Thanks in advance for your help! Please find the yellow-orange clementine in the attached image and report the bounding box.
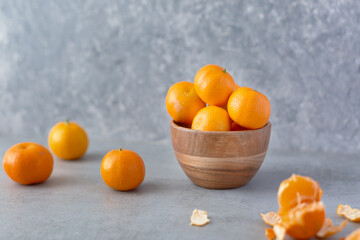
[278,174,323,215]
[166,81,206,126]
[228,87,271,129]
[280,201,325,239]
[191,106,231,131]
[194,64,235,106]
[48,119,88,160]
[101,148,145,191]
[3,142,53,185]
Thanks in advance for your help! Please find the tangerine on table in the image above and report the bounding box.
[191,106,231,131]
[3,142,53,185]
[165,81,206,126]
[277,174,323,215]
[48,119,88,160]
[194,64,235,106]
[101,148,145,191]
[228,87,271,129]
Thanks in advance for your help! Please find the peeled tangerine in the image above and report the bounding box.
[280,201,325,240]
[277,174,323,215]
[337,204,360,222]
[190,209,210,227]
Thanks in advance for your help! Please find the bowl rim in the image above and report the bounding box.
[170,120,271,134]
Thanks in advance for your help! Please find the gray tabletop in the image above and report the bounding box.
[0,137,359,240]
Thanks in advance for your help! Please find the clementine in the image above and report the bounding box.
[48,119,88,160]
[227,87,271,129]
[3,142,53,185]
[101,148,145,191]
[194,64,235,106]
[191,106,231,131]
[166,81,206,126]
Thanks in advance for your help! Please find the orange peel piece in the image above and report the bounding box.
[337,204,360,222]
[273,224,286,240]
[265,228,276,240]
[190,209,210,226]
[315,218,348,238]
[261,212,281,226]
[344,228,360,240]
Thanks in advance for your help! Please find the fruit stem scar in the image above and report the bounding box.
[223,68,227,73]
[119,148,123,151]
[65,118,70,125]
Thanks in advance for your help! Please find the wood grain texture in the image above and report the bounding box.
[170,121,271,189]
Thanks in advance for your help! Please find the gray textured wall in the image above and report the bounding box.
[0,0,359,153]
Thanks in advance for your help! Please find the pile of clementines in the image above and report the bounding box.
[166,64,271,131]
[2,120,145,191]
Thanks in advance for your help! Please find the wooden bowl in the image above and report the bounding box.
[170,121,271,189]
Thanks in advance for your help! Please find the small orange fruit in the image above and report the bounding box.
[101,148,145,191]
[48,119,88,160]
[280,201,326,239]
[278,174,323,215]
[191,106,231,131]
[194,64,235,106]
[228,87,271,129]
[166,81,206,125]
[3,142,53,185]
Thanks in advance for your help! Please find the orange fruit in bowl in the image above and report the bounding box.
[277,174,323,215]
[166,81,206,126]
[191,106,231,131]
[194,64,235,106]
[280,201,326,239]
[228,87,271,129]
[48,119,88,160]
[101,148,145,191]
[3,142,53,185]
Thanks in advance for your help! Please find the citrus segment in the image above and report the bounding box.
[278,174,323,215]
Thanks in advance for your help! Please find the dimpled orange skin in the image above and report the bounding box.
[228,87,271,129]
[194,64,235,106]
[166,81,206,126]
[3,142,53,185]
[48,120,88,160]
[101,149,145,191]
[191,106,231,131]
[281,202,326,239]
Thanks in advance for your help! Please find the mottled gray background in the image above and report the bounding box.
[0,0,359,153]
